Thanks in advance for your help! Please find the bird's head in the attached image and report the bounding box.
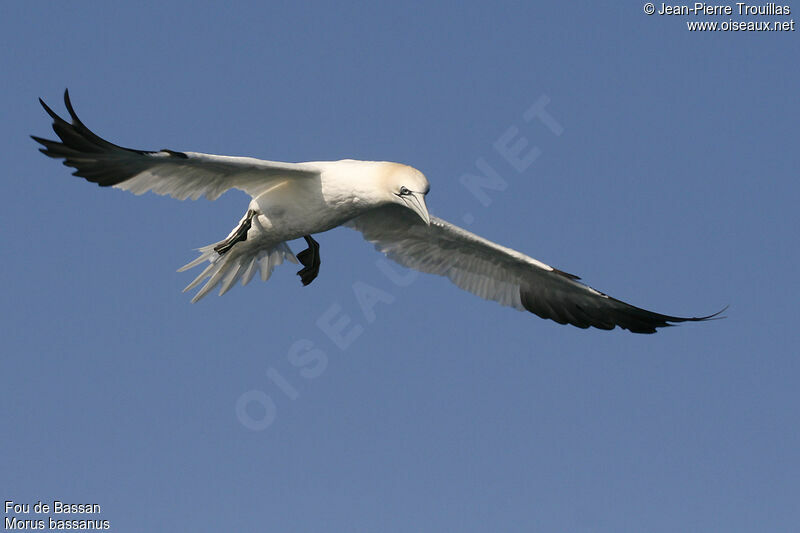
[381,163,431,225]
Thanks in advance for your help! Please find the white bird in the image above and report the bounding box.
[33,91,722,333]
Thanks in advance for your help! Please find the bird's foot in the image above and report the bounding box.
[296,235,321,286]
[214,209,256,255]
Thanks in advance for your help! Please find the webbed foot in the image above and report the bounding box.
[296,234,321,286]
[214,209,256,255]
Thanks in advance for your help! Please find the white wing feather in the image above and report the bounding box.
[347,205,719,333]
[32,90,320,201]
[113,153,320,200]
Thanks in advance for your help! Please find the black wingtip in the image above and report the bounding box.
[62,88,88,129]
[63,89,79,122]
[693,304,729,322]
[38,97,61,122]
[635,303,729,329]
[33,89,159,186]
[30,135,49,151]
[37,89,81,125]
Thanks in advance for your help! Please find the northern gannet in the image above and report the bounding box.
[32,91,722,333]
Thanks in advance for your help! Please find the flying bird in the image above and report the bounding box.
[32,90,722,333]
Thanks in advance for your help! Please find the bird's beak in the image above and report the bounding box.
[404,192,430,225]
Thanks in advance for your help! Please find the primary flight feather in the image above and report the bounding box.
[32,90,722,333]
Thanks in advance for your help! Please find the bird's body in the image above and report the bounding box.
[243,160,421,239]
[175,159,430,299]
[33,91,722,333]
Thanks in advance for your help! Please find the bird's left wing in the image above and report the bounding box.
[32,90,320,200]
[346,205,721,333]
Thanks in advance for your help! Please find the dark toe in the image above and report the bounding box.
[297,249,314,267]
[297,267,318,286]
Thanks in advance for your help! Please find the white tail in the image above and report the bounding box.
[178,240,298,303]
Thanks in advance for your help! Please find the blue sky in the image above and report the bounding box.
[1,2,798,531]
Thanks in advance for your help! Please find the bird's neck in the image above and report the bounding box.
[318,160,393,214]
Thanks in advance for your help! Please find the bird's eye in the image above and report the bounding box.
[399,186,411,195]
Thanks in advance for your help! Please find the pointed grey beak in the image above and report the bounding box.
[403,192,431,225]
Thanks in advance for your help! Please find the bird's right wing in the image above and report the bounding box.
[347,204,722,333]
[32,90,320,200]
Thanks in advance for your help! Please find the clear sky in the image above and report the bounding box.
[2,2,798,532]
